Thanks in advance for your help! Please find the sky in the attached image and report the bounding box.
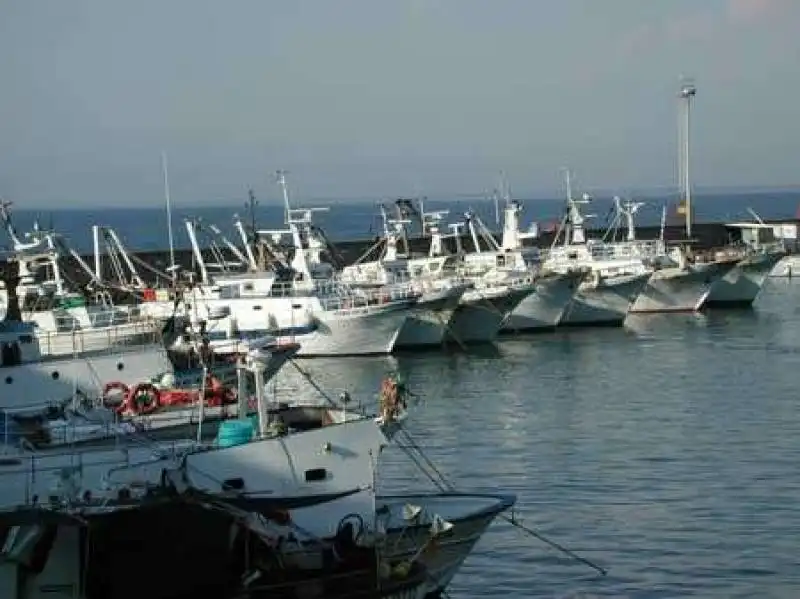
[0,0,799,208]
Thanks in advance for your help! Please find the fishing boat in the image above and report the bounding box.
[703,222,785,308]
[0,405,429,599]
[544,178,650,326]
[306,207,469,349]
[2,339,514,598]
[0,204,162,356]
[458,196,582,332]
[148,183,418,357]
[398,211,538,344]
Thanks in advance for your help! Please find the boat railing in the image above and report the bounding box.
[0,402,170,451]
[314,279,419,312]
[474,271,536,292]
[35,316,163,357]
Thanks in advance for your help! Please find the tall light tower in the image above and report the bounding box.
[678,79,697,238]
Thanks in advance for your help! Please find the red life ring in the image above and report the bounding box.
[102,381,129,411]
[125,383,161,415]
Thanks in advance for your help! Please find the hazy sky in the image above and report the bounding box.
[1,0,798,207]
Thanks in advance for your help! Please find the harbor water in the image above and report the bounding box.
[272,278,800,598]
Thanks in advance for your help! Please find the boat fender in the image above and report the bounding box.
[124,383,160,415]
[102,381,129,410]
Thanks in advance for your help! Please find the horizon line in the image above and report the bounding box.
[10,183,800,211]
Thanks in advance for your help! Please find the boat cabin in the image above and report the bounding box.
[724,222,781,250]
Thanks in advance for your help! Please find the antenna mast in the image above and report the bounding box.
[678,78,697,238]
[161,151,176,281]
[246,189,258,241]
[276,170,291,224]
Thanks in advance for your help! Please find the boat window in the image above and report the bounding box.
[243,283,254,292]
[18,335,33,344]
[305,468,327,482]
[218,285,240,300]
[252,305,263,311]
[1,343,21,367]
[567,252,578,260]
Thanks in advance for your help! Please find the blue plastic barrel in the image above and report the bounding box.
[216,419,254,448]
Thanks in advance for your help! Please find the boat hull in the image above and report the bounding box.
[559,272,648,326]
[769,254,800,277]
[447,286,535,344]
[629,260,737,313]
[206,303,412,357]
[704,251,784,308]
[292,303,410,356]
[0,345,173,410]
[230,492,515,599]
[0,499,428,599]
[376,493,515,597]
[394,288,462,349]
[502,271,581,332]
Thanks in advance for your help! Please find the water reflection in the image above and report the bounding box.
[270,280,800,596]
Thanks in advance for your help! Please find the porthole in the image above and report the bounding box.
[5,376,12,384]
[51,371,60,380]
[117,362,124,371]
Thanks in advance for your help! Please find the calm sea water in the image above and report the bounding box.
[269,278,800,598]
[8,190,800,254]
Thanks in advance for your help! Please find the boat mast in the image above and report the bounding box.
[161,151,177,281]
[678,79,697,238]
[276,169,291,225]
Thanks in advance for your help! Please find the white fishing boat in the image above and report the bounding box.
[704,222,785,308]
[0,316,174,410]
[0,205,163,355]
[175,274,414,357]
[445,272,538,343]
[770,254,800,278]
[328,208,469,348]
[559,270,650,326]
[544,176,650,326]
[157,206,416,357]
[475,196,582,332]
[406,211,538,343]
[628,253,733,313]
[608,201,739,314]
